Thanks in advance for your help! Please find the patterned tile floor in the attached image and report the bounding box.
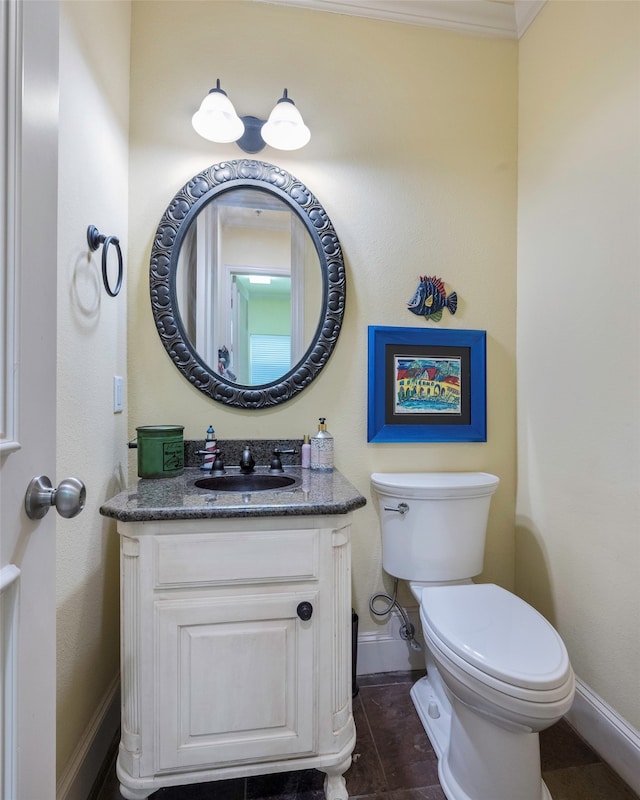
[96,671,638,800]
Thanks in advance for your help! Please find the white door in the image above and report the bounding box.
[1,2,61,798]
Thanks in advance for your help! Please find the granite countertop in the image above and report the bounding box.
[99,466,367,522]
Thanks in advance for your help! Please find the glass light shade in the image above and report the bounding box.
[261,93,310,151]
[192,87,245,143]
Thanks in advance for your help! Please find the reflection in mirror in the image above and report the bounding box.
[176,189,321,386]
[150,160,346,409]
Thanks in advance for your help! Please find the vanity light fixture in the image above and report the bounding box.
[191,80,310,153]
[191,79,245,144]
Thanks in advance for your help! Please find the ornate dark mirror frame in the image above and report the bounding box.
[149,160,346,409]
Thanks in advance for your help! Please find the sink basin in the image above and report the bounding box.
[194,473,300,493]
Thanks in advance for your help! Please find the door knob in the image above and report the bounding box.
[24,476,86,520]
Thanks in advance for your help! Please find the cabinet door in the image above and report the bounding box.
[156,591,318,771]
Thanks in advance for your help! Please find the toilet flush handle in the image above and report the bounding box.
[383,502,409,516]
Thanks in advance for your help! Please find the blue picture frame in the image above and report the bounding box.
[367,326,487,443]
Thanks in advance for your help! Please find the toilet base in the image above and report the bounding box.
[411,674,552,800]
[410,674,451,759]
[438,756,552,800]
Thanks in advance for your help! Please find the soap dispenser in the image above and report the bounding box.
[310,418,333,472]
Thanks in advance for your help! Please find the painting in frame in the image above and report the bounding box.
[367,326,487,443]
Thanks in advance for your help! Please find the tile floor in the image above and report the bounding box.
[96,671,639,800]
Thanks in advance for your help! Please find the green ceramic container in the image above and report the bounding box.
[135,425,184,479]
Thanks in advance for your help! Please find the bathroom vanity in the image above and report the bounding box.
[100,467,366,800]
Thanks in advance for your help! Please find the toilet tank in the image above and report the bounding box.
[371,472,499,582]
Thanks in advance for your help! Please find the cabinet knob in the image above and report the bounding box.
[297,601,313,621]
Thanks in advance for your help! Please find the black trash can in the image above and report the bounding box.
[352,609,359,697]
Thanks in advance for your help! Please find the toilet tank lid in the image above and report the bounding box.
[421,584,571,691]
[371,472,499,499]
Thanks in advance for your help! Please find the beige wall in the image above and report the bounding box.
[517,0,640,729]
[128,1,518,623]
[56,0,130,779]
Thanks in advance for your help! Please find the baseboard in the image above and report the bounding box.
[565,677,640,795]
[56,675,120,800]
[356,607,424,676]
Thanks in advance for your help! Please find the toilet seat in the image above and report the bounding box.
[420,584,572,697]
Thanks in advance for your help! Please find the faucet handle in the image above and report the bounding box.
[198,448,225,473]
[211,450,225,474]
[270,448,297,473]
[270,452,284,473]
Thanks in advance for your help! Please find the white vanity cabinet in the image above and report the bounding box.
[115,514,355,800]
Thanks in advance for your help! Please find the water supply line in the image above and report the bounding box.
[369,578,421,651]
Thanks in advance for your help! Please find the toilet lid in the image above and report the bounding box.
[371,472,499,499]
[420,584,570,691]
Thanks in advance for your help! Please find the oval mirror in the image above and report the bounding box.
[150,160,346,408]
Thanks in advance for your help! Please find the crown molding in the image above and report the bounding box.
[253,0,547,39]
[514,0,546,37]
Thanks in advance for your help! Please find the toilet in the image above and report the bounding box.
[371,472,575,800]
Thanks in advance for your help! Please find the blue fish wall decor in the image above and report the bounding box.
[407,275,457,322]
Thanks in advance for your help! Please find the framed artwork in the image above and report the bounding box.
[367,326,487,443]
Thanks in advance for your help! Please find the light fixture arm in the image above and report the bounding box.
[236,115,267,154]
[277,88,293,105]
[210,78,226,97]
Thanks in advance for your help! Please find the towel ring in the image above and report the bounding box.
[87,225,123,297]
